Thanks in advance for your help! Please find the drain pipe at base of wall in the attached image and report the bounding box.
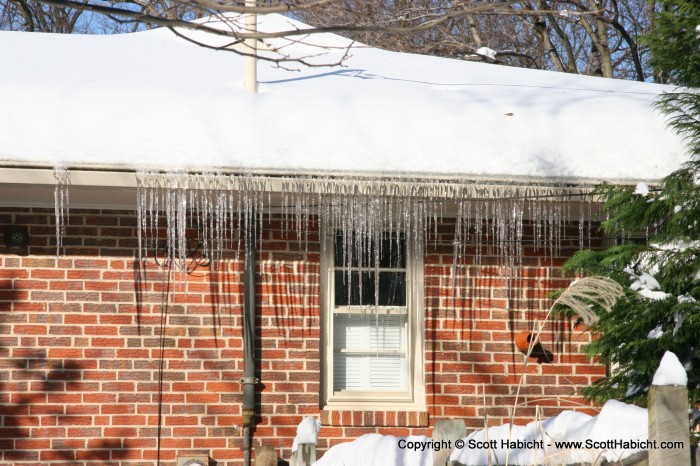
[241,222,258,466]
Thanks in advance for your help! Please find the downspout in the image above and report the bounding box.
[241,217,257,466]
[241,0,258,456]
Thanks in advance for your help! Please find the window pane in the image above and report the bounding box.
[333,354,406,391]
[334,271,406,306]
[334,233,360,267]
[334,314,405,351]
[333,354,364,390]
[370,355,405,390]
[378,272,406,306]
[378,234,406,268]
[334,232,406,269]
[334,271,374,306]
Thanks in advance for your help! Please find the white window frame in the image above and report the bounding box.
[320,229,425,410]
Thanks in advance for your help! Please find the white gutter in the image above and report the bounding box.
[0,167,611,223]
[0,164,657,187]
[0,168,137,187]
[0,169,137,209]
[0,166,606,215]
[0,167,602,195]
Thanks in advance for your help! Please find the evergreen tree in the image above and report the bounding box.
[562,0,700,406]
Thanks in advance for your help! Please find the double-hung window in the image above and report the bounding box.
[321,231,424,409]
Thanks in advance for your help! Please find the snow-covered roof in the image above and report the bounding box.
[0,14,689,183]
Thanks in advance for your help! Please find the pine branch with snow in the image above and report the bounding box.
[561,173,700,406]
[562,171,700,404]
[560,24,700,402]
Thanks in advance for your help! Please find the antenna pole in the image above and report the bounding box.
[244,0,258,93]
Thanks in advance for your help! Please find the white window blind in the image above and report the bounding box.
[333,314,407,391]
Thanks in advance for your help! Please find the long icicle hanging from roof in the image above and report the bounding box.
[53,167,71,256]
[127,172,594,310]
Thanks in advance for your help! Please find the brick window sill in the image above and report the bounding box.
[320,409,429,427]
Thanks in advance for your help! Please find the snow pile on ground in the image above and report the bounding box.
[449,400,648,465]
[449,420,554,465]
[313,352,680,464]
[312,401,648,466]
[651,351,688,386]
[292,416,321,452]
[313,434,433,466]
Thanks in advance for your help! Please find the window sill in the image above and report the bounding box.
[320,409,429,427]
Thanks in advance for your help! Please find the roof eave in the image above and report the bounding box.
[0,165,655,211]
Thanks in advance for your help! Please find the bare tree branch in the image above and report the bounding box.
[1,0,656,79]
[10,0,36,31]
[27,0,610,39]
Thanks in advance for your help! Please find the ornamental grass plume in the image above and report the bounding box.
[555,277,624,326]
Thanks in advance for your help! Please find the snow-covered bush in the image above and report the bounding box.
[562,173,700,405]
[560,0,700,406]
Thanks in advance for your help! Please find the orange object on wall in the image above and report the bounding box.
[514,331,535,352]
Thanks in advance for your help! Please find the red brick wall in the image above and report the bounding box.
[0,208,604,465]
[422,220,604,428]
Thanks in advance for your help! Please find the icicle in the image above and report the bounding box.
[53,167,71,256]
[137,177,145,264]
[133,173,593,314]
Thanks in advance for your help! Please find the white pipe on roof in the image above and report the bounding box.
[244,0,257,93]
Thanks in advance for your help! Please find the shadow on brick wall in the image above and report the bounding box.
[0,280,128,463]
